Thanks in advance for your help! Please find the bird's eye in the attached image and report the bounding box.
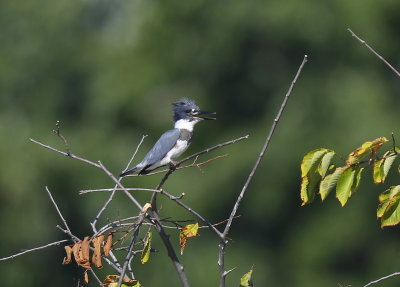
[185,109,191,113]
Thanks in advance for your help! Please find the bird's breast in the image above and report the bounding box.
[169,139,190,160]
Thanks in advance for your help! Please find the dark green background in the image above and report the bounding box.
[1,0,399,286]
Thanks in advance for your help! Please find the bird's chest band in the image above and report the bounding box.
[179,129,193,143]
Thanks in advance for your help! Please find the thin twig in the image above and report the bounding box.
[218,54,308,287]
[150,135,249,210]
[161,190,224,240]
[363,272,400,287]
[80,188,160,195]
[117,209,148,287]
[97,161,143,211]
[128,154,228,177]
[347,28,400,78]
[30,138,100,168]
[0,239,69,261]
[91,135,147,230]
[46,186,73,235]
[52,120,71,155]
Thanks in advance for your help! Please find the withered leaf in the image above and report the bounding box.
[92,235,104,269]
[104,234,113,257]
[84,270,89,284]
[62,245,73,264]
[179,223,199,255]
[71,238,91,269]
[80,236,91,269]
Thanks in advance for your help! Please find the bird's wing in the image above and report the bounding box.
[141,128,181,166]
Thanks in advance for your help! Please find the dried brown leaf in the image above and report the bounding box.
[92,235,104,269]
[72,241,82,265]
[62,245,73,264]
[79,236,91,269]
[84,270,89,284]
[104,234,113,257]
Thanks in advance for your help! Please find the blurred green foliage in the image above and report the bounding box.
[1,0,399,286]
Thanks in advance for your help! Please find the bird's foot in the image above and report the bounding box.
[169,161,177,171]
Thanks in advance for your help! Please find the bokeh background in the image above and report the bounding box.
[1,0,399,286]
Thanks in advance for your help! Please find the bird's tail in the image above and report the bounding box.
[120,166,140,177]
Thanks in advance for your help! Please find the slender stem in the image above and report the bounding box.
[161,190,224,240]
[46,186,73,234]
[347,28,400,78]
[363,272,400,287]
[0,239,69,261]
[30,138,100,168]
[218,55,308,287]
[117,213,147,287]
[91,135,147,229]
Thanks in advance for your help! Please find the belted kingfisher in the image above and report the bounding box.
[120,98,216,176]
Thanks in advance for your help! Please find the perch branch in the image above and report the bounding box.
[91,135,147,230]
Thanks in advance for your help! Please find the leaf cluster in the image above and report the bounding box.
[300,137,400,227]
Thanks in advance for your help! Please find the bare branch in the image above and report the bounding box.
[363,272,400,287]
[223,55,308,236]
[150,134,249,211]
[52,120,71,155]
[129,154,228,176]
[218,55,308,287]
[347,28,400,78]
[91,135,147,230]
[0,239,69,261]
[80,188,160,195]
[117,209,148,287]
[97,161,143,211]
[30,138,100,168]
[46,186,73,236]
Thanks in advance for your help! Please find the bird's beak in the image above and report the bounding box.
[193,110,216,120]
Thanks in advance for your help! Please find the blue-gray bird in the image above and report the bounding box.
[120,98,216,176]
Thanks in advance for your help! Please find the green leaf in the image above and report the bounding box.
[377,186,400,227]
[373,151,398,183]
[301,149,330,177]
[347,137,388,165]
[140,232,152,264]
[239,268,253,287]
[301,171,322,206]
[336,166,359,206]
[318,151,335,178]
[319,167,346,201]
[383,152,398,181]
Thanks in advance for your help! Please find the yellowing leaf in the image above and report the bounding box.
[103,275,141,287]
[179,223,199,255]
[347,137,388,165]
[301,149,330,177]
[319,167,346,201]
[377,185,400,227]
[336,166,363,206]
[373,158,385,183]
[140,232,152,264]
[240,268,254,287]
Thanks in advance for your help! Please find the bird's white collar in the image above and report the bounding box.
[174,119,200,132]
